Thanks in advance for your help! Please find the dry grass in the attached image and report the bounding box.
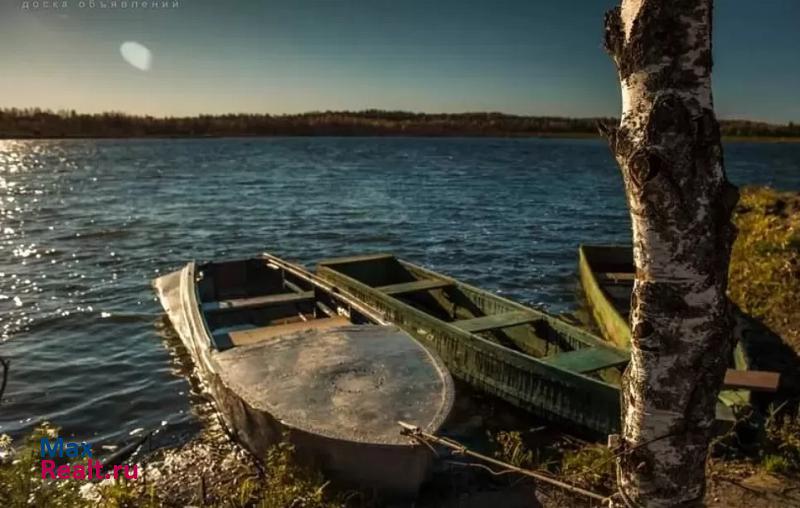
[560,444,615,493]
[729,187,800,350]
[489,429,614,498]
[762,405,800,473]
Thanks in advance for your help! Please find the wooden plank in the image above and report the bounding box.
[453,311,538,334]
[378,279,452,296]
[202,290,314,313]
[542,347,629,373]
[317,253,394,266]
[722,370,780,392]
[223,316,350,346]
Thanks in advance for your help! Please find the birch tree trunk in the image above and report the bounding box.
[601,1,739,505]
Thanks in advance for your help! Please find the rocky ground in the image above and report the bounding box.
[705,459,800,508]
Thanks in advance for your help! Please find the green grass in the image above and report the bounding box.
[0,422,80,507]
[0,422,163,508]
[762,406,800,474]
[762,455,791,474]
[250,441,344,508]
[560,444,615,491]
[729,187,800,349]
[488,430,614,494]
[0,424,344,508]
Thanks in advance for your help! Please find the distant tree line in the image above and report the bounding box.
[0,108,798,139]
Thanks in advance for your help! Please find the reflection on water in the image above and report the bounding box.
[0,137,798,446]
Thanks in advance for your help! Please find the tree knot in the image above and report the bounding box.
[626,148,667,190]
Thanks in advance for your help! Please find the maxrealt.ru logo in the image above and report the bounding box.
[40,438,138,480]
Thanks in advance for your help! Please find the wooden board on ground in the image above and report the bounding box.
[722,370,780,392]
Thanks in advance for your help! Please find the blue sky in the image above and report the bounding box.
[0,0,797,122]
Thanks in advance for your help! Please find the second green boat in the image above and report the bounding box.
[577,244,781,407]
[316,254,737,437]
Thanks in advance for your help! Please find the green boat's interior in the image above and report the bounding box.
[196,258,367,350]
[579,245,635,320]
[320,254,629,378]
[580,245,782,399]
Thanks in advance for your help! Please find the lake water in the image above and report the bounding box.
[1,137,798,447]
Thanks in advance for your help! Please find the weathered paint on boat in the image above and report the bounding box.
[317,254,630,436]
[153,253,454,496]
[577,245,757,407]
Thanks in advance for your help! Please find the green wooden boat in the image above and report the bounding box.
[578,244,780,406]
[316,254,644,436]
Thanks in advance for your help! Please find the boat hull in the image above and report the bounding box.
[154,259,450,496]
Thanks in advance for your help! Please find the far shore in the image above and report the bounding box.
[2,133,800,142]
[2,109,798,142]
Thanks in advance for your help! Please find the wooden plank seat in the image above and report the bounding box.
[202,290,314,313]
[542,347,629,373]
[217,315,351,347]
[722,370,780,392]
[453,311,539,334]
[377,279,453,296]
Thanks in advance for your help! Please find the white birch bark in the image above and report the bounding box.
[601,1,739,505]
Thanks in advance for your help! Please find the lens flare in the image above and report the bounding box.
[120,42,152,71]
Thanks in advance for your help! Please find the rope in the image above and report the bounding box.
[397,421,610,503]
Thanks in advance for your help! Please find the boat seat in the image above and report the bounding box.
[542,347,629,373]
[202,290,314,313]
[722,370,780,392]
[218,315,351,347]
[453,311,538,334]
[377,279,453,296]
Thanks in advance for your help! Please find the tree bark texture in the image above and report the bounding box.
[602,1,739,506]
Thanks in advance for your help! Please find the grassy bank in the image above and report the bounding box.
[729,186,800,353]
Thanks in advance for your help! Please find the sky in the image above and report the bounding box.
[0,0,798,122]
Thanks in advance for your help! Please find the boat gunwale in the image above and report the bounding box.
[577,244,632,350]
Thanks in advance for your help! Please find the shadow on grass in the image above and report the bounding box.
[735,303,800,409]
